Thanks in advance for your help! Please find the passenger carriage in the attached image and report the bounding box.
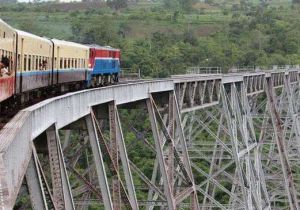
[15,30,53,93]
[0,19,16,102]
[52,39,89,85]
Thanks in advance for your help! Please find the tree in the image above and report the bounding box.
[163,0,195,11]
[163,0,179,9]
[71,20,119,46]
[107,0,127,10]
[178,0,195,11]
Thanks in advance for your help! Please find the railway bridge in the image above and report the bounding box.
[1,68,300,209]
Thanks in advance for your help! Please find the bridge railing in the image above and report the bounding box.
[186,67,222,74]
[120,68,141,79]
[228,65,300,73]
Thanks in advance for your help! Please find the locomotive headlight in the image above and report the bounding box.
[88,63,92,68]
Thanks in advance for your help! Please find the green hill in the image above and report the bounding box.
[1,0,300,77]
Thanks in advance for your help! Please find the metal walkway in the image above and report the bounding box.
[1,68,300,209]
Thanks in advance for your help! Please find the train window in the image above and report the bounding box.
[40,57,42,70]
[34,56,37,70]
[32,55,35,70]
[3,32,5,38]
[45,57,47,69]
[24,55,27,71]
[60,58,62,69]
[39,57,42,70]
[44,57,47,70]
[43,57,45,70]
[75,59,77,68]
[64,59,67,69]
[41,57,43,70]
[36,56,39,70]
[41,57,46,70]
[71,59,74,68]
[18,54,21,70]
[67,59,70,68]
[9,53,12,71]
[28,55,31,71]
[45,57,47,70]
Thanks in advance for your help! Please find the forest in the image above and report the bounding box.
[3,1,300,209]
[1,0,299,77]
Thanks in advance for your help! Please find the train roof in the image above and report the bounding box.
[87,44,120,52]
[16,30,52,44]
[52,39,89,50]
[0,19,16,31]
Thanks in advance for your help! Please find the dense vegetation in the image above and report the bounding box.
[4,1,300,208]
[0,0,299,77]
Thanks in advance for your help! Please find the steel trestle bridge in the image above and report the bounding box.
[1,68,300,209]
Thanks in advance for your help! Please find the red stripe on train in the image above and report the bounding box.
[0,76,15,102]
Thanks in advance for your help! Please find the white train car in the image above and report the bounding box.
[52,39,89,85]
[15,30,53,93]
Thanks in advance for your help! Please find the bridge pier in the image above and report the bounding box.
[46,125,75,210]
[264,73,300,209]
[25,147,49,210]
[85,114,113,210]
[175,74,271,209]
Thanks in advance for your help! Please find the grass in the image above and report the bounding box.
[0,2,230,41]
[0,0,297,42]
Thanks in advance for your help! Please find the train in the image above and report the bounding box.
[0,19,121,104]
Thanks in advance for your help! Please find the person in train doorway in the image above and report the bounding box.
[0,56,10,77]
